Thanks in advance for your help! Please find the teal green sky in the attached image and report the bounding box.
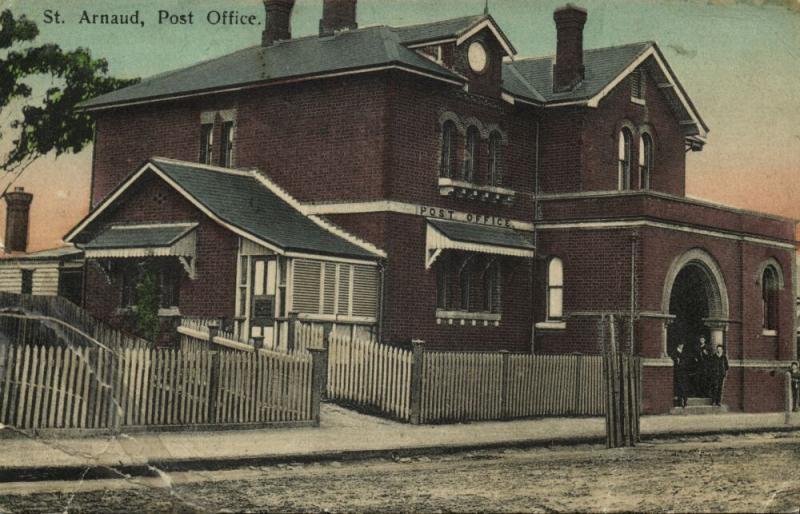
[1,0,799,249]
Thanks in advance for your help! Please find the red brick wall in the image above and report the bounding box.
[82,173,237,324]
[91,77,389,207]
[537,59,687,196]
[537,107,584,194]
[583,68,686,195]
[386,73,536,221]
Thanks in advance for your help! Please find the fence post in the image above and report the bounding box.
[308,348,327,426]
[409,339,426,425]
[320,333,330,399]
[208,351,221,424]
[500,350,510,420]
[287,312,298,352]
[786,371,792,425]
[208,323,219,350]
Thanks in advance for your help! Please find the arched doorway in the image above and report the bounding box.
[662,249,729,398]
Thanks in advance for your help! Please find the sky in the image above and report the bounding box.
[0,0,799,251]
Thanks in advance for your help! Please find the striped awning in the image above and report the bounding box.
[425,219,535,269]
[80,223,197,259]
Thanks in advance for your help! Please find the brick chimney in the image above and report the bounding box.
[4,187,33,254]
[319,0,357,36]
[262,0,295,46]
[553,4,588,92]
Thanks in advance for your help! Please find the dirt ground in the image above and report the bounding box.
[1,431,799,513]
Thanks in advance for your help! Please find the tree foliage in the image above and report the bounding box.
[0,9,138,175]
[134,264,161,345]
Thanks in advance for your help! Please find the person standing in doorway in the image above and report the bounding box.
[790,361,800,412]
[672,342,689,408]
[709,344,729,407]
[696,336,712,397]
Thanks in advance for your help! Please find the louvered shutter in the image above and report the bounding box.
[352,265,379,318]
[337,264,351,315]
[292,259,321,314]
[322,262,337,315]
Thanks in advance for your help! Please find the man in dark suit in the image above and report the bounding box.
[696,336,712,397]
[672,342,689,408]
[709,344,729,407]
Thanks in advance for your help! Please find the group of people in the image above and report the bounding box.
[672,336,728,408]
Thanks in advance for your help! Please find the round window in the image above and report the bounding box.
[467,41,488,73]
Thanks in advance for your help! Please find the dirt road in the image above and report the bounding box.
[1,431,799,513]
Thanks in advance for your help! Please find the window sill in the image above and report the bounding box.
[115,306,181,317]
[436,309,500,327]
[438,178,515,205]
[536,321,566,331]
[762,329,777,337]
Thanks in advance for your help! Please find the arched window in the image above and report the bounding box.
[463,126,480,183]
[762,266,779,332]
[488,131,502,186]
[439,121,457,178]
[483,260,501,313]
[639,133,653,190]
[547,258,564,320]
[618,128,632,190]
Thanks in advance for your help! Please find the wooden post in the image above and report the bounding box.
[308,348,327,426]
[320,333,330,399]
[786,371,793,425]
[287,312,298,352]
[208,323,219,349]
[499,350,510,420]
[208,352,221,424]
[409,339,426,425]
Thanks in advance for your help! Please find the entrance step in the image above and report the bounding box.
[687,397,712,407]
[670,404,728,415]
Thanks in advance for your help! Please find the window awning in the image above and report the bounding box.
[425,218,535,269]
[80,223,198,259]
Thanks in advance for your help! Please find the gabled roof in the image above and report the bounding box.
[65,158,383,261]
[504,42,652,104]
[503,41,708,138]
[78,26,461,111]
[394,14,516,55]
[394,15,485,44]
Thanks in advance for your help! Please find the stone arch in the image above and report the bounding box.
[661,248,730,356]
[438,111,466,135]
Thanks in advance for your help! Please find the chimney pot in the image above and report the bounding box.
[553,4,588,92]
[319,0,358,37]
[4,188,33,254]
[262,0,295,46]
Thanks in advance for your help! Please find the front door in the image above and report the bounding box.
[249,257,276,346]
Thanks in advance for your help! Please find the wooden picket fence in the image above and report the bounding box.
[0,341,317,432]
[417,352,605,423]
[327,332,413,420]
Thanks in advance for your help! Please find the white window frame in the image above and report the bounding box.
[547,257,564,321]
[618,128,632,190]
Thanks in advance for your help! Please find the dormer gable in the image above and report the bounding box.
[397,14,515,99]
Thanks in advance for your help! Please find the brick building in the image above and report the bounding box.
[65,0,796,413]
